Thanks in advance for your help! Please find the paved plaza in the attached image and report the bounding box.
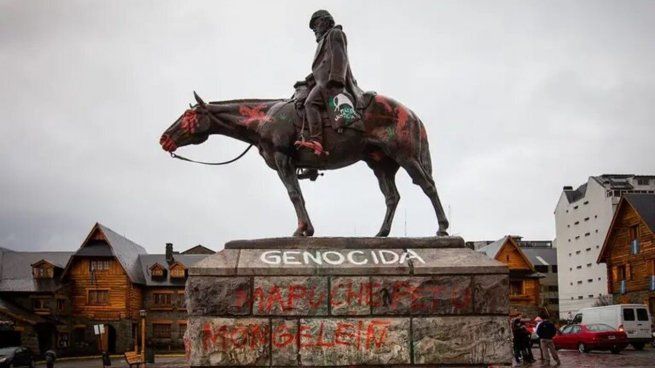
[513,345,655,368]
[32,346,655,367]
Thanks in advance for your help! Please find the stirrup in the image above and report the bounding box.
[294,140,327,156]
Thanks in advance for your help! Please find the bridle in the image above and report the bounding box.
[168,106,254,166]
[169,144,253,166]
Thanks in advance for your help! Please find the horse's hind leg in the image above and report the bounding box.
[399,159,449,236]
[274,152,314,236]
[365,156,400,237]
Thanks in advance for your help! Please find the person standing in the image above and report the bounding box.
[536,312,561,366]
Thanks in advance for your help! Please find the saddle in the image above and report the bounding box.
[291,80,376,134]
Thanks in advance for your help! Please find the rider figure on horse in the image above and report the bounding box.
[294,10,363,156]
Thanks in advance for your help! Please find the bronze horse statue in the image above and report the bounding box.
[160,92,449,237]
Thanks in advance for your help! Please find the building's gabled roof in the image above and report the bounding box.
[624,194,655,233]
[182,245,215,255]
[138,254,208,287]
[0,297,46,325]
[598,193,655,263]
[477,236,535,271]
[0,248,73,292]
[62,223,147,284]
[30,259,66,269]
[564,183,588,203]
[521,247,557,267]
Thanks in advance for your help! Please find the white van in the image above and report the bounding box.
[572,304,653,350]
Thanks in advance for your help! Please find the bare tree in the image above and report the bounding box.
[593,294,614,307]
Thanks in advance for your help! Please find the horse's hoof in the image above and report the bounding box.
[293,230,305,237]
[304,228,315,237]
[375,229,390,237]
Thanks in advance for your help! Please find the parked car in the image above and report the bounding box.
[554,323,628,354]
[572,304,652,350]
[0,346,35,368]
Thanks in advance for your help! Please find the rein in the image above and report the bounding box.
[170,144,253,165]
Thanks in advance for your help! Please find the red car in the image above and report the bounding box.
[554,323,628,354]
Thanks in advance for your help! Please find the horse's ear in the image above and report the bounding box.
[194,91,207,109]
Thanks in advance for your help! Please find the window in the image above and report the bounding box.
[170,265,186,279]
[90,260,110,272]
[584,232,590,237]
[32,298,48,310]
[178,322,187,338]
[576,265,582,269]
[574,205,579,210]
[575,236,580,240]
[574,221,580,225]
[88,290,109,305]
[535,265,548,273]
[551,265,558,273]
[637,308,649,321]
[577,280,583,284]
[637,178,650,185]
[583,201,589,205]
[58,332,69,349]
[32,266,53,279]
[57,299,65,312]
[576,250,581,255]
[578,296,583,300]
[509,280,524,296]
[584,217,589,221]
[153,323,171,338]
[587,279,593,283]
[153,292,173,307]
[178,291,186,309]
[547,285,558,292]
[617,265,626,281]
[587,263,592,267]
[623,308,635,321]
[151,267,165,277]
[586,248,591,252]
[588,294,594,298]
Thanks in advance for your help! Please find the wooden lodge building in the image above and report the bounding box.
[598,194,655,316]
[476,236,553,316]
[0,223,213,356]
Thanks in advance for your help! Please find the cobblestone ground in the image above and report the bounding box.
[36,347,655,367]
[514,345,655,367]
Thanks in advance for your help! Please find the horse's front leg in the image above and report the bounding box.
[274,152,314,237]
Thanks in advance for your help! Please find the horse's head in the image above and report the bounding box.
[159,92,212,153]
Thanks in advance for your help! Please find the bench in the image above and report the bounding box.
[124,351,144,367]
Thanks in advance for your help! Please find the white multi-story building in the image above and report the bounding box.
[555,174,655,319]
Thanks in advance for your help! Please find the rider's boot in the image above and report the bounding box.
[294,104,326,155]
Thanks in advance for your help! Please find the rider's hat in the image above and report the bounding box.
[309,10,333,29]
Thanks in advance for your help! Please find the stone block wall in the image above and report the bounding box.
[185,239,512,366]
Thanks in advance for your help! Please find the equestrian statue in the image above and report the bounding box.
[159,10,449,237]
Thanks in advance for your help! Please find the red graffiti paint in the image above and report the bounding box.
[181,109,199,133]
[253,283,326,314]
[368,150,386,162]
[201,322,269,352]
[239,104,271,128]
[298,320,391,351]
[375,95,393,113]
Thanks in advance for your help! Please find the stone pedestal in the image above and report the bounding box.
[185,237,512,367]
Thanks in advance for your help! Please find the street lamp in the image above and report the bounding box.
[140,310,146,368]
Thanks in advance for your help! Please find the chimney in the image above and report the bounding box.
[166,243,174,264]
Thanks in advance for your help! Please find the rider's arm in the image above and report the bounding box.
[328,28,348,86]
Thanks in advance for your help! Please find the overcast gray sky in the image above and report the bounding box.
[1,0,653,253]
